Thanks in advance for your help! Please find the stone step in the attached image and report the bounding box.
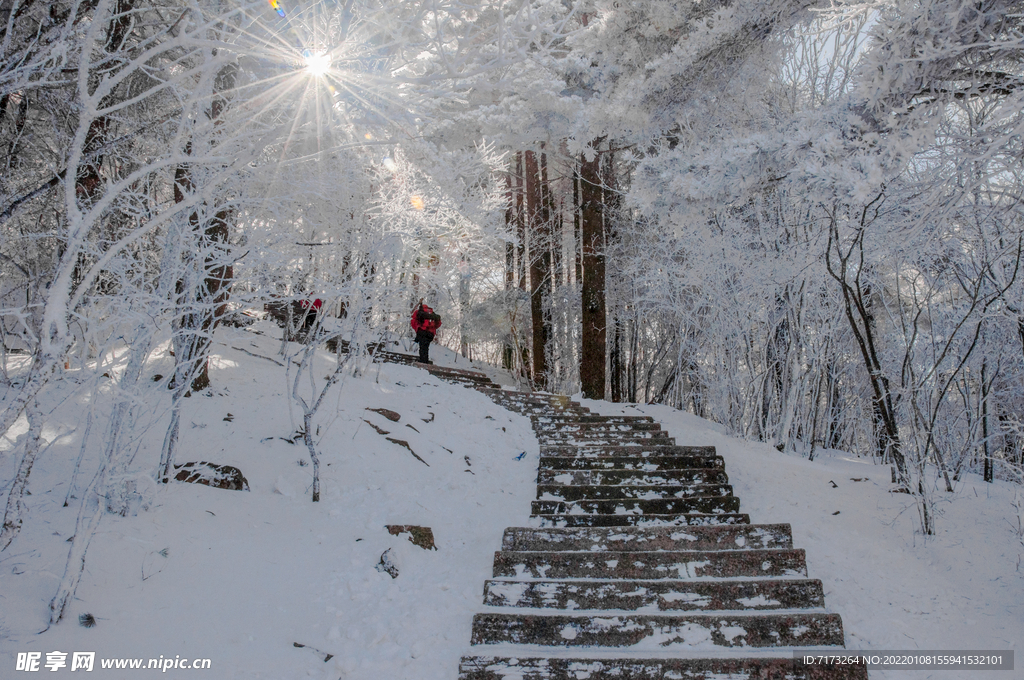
[539,455,724,471]
[532,411,651,421]
[500,524,793,552]
[538,429,672,439]
[477,388,574,404]
[537,436,676,448]
[540,444,715,456]
[423,365,495,381]
[536,513,750,527]
[458,656,869,680]
[386,359,499,387]
[423,372,495,384]
[429,374,498,388]
[537,468,730,486]
[502,406,590,418]
[537,484,733,501]
[532,421,664,433]
[482,577,824,611]
[531,495,741,516]
[470,611,845,648]
[493,548,806,580]
[485,398,588,411]
[535,429,670,439]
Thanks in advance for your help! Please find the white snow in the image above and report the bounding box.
[0,332,1020,680]
[0,328,537,679]
[579,398,1024,680]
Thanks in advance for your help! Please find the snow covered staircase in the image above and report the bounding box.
[369,349,503,389]
[458,387,868,680]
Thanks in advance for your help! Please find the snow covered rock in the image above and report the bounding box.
[386,525,437,550]
[376,548,400,578]
[172,461,250,491]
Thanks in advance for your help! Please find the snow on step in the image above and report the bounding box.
[537,483,734,501]
[500,524,793,552]
[469,611,846,648]
[533,422,665,434]
[458,655,869,680]
[537,432,674,444]
[540,444,715,456]
[534,414,657,424]
[539,455,725,471]
[535,513,751,527]
[531,495,741,516]
[482,578,825,611]
[492,548,807,580]
[537,468,729,485]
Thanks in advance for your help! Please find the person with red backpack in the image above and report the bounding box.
[410,299,442,364]
[298,297,323,332]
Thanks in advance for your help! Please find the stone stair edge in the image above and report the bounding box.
[533,514,752,527]
[500,523,794,550]
[470,610,846,648]
[457,654,870,680]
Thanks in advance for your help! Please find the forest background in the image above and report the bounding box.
[2,0,1024,629]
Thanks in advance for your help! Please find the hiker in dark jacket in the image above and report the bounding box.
[410,299,441,364]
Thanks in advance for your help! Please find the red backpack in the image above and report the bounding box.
[411,304,441,334]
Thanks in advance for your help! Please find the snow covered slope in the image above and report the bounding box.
[580,398,1023,680]
[1,325,1020,680]
[0,326,538,679]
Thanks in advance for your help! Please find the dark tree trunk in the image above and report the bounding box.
[573,163,582,285]
[825,220,907,474]
[543,150,563,384]
[171,62,238,393]
[761,306,789,441]
[982,359,992,482]
[628,319,640,403]
[605,147,623,402]
[579,140,606,400]
[824,360,843,449]
[503,170,516,370]
[515,152,526,292]
[610,316,622,402]
[526,149,550,390]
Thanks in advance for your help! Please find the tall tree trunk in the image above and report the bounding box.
[573,163,582,285]
[579,140,606,399]
[610,316,622,402]
[503,170,516,370]
[605,147,624,402]
[825,224,907,475]
[459,255,471,358]
[543,151,563,386]
[824,359,843,449]
[628,319,640,403]
[526,149,550,389]
[0,400,43,551]
[514,152,529,378]
[169,61,237,394]
[160,60,237,481]
[515,152,526,292]
[981,359,992,483]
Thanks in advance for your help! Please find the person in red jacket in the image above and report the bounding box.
[410,299,441,364]
[298,297,323,331]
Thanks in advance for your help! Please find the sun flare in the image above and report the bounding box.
[302,50,331,77]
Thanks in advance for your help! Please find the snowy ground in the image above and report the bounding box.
[0,323,1020,679]
[581,398,1024,680]
[0,324,539,679]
